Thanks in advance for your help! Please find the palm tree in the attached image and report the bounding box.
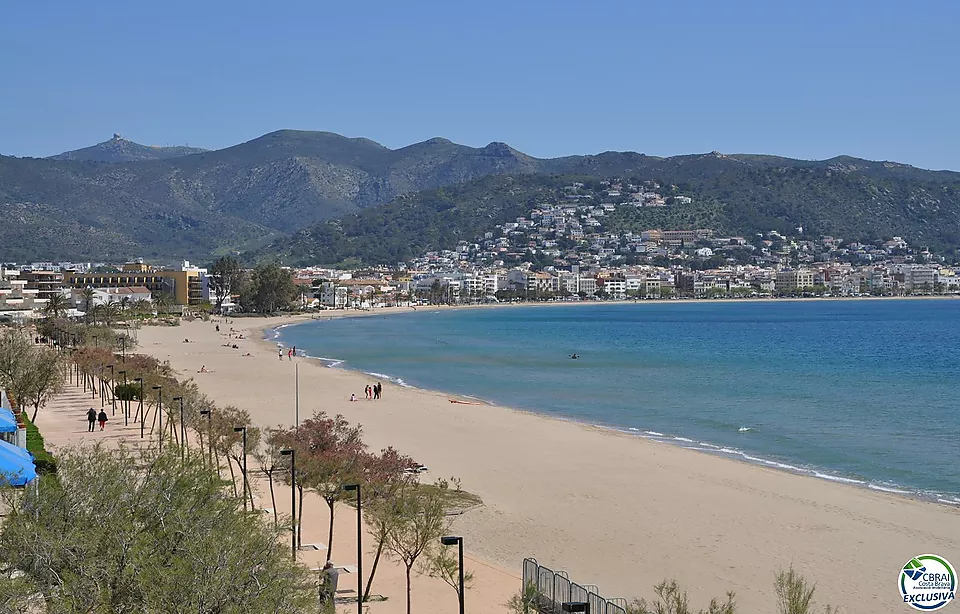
[43,293,70,320]
[153,293,172,316]
[131,298,151,317]
[102,301,120,326]
[89,304,104,326]
[80,287,95,323]
[119,296,130,317]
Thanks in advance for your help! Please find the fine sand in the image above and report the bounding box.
[130,312,959,614]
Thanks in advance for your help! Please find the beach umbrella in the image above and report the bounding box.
[0,408,17,433]
[0,440,37,486]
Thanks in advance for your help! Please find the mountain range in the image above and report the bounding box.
[2,130,959,264]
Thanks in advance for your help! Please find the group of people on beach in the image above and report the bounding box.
[350,382,383,402]
[279,346,297,360]
[86,407,108,432]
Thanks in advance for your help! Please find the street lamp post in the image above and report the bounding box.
[441,536,465,614]
[199,409,212,467]
[134,378,143,438]
[106,365,116,416]
[233,426,248,511]
[172,396,185,461]
[344,484,362,613]
[280,449,297,561]
[117,371,127,426]
[153,386,163,452]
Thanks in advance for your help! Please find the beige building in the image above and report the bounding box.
[775,269,815,292]
[64,261,204,306]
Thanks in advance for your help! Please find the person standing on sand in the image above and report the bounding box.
[278,347,283,360]
[97,410,108,431]
[86,408,97,432]
[374,382,381,399]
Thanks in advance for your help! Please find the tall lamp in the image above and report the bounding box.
[344,483,362,613]
[152,385,163,452]
[199,409,213,467]
[441,536,465,614]
[134,378,143,438]
[172,396,185,461]
[233,426,248,511]
[280,449,297,561]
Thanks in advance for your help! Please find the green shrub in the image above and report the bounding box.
[114,383,140,401]
[22,413,56,475]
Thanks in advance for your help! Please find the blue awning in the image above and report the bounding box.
[0,408,18,433]
[0,440,36,486]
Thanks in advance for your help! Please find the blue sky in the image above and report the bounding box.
[2,0,958,169]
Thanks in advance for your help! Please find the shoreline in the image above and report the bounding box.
[139,313,960,614]
[265,309,960,510]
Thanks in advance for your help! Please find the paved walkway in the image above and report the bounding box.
[35,376,514,613]
[36,378,149,449]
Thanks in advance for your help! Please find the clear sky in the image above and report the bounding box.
[2,0,958,169]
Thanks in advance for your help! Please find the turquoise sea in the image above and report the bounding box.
[273,300,960,504]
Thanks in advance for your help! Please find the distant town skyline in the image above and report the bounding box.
[2,0,959,170]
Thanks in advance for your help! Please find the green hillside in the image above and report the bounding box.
[2,130,959,262]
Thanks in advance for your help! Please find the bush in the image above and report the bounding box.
[114,383,141,401]
[21,413,56,475]
[627,580,735,614]
[618,570,837,614]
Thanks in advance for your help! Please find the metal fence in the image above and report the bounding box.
[522,558,628,614]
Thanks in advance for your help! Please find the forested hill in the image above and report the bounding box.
[1,128,959,262]
[257,158,960,267]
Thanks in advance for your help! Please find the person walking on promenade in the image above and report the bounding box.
[97,410,108,431]
[86,407,97,432]
[319,561,339,604]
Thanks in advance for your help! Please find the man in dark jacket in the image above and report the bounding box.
[86,408,97,432]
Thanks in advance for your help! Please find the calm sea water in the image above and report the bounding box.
[274,300,960,503]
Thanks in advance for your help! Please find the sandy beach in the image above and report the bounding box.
[128,311,960,614]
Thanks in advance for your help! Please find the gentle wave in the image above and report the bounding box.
[868,483,912,495]
[363,371,412,388]
[610,425,943,502]
[813,472,867,485]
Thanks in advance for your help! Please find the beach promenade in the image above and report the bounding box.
[35,331,519,614]
[41,311,960,613]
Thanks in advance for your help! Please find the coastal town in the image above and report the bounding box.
[1,208,957,318]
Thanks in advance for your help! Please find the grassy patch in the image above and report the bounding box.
[21,413,57,474]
